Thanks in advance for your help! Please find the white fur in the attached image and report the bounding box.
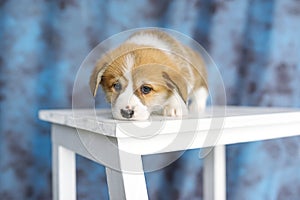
[126,33,171,52]
[188,87,208,115]
[124,54,135,73]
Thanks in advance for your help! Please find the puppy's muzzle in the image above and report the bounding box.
[120,108,134,119]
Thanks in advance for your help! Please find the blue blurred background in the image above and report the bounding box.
[1,0,300,199]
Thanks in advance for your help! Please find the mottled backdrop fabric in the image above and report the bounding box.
[1,0,300,199]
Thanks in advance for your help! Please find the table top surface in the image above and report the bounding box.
[39,106,300,138]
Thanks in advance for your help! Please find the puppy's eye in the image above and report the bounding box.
[140,85,152,94]
[113,82,122,92]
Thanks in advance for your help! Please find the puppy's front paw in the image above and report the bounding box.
[163,106,187,117]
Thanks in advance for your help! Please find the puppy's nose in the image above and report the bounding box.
[120,108,134,119]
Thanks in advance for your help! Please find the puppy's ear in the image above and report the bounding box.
[162,71,188,103]
[89,61,108,97]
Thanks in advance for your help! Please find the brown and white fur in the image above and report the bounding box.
[90,30,208,120]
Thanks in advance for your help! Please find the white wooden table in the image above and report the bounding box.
[39,106,300,200]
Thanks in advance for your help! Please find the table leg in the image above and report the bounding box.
[105,140,148,200]
[52,143,76,200]
[203,145,226,200]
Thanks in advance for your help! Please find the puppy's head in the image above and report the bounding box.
[90,47,187,120]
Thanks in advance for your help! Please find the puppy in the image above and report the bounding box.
[90,30,208,120]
